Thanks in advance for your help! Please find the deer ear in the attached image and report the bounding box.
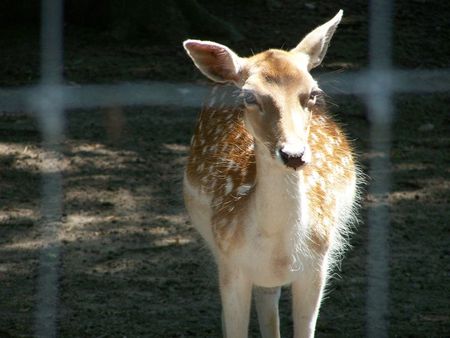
[183,39,244,84]
[291,10,343,70]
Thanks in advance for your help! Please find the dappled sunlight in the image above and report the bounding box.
[65,214,107,229]
[70,142,136,157]
[65,141,145,173]
[1,238,44,251]
[393,162,432,171]
[361,150,389,161]
[147,225,170,236]
[390,176,449,202]
[153,235,192,247]
[92,256,149,275]
[113,188,138,215]
[163,143,190,153]
[0,207,38,225]
[0,143,40,156]
[62,211,192,246]
[154,214,189,227]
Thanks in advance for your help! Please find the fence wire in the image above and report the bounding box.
[0,0,449,336]
[1,69,450,114]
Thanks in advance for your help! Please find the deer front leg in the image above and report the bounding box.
[291,260,329,338]
[218,262,252,338]
[254,286,281,338]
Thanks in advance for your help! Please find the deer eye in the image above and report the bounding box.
[308,89,323,106]
[242,90,258,106]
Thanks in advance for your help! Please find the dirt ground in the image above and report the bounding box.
[0,1,449,337]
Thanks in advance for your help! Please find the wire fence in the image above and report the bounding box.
[1,0,449,337]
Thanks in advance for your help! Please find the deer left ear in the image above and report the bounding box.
[183,39,244,84]
[291,10,343,70]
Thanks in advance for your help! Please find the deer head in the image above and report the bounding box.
[184,10,343,170]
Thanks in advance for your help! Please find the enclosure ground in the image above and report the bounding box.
[1,1,449,337]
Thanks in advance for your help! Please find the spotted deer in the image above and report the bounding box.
[183,10,360,338]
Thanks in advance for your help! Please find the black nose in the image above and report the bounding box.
[279,149,306,170]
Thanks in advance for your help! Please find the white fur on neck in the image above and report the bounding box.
[254,145,308,230]
[249,141,311,274]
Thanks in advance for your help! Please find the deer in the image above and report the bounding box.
[182,10,361,338]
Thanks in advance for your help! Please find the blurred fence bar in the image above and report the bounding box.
[366,0,394,336]
[1,69,450,114]
[33,0,64,337]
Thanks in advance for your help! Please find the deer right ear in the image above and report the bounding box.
[291,10,343,70]
[183,39,244,84]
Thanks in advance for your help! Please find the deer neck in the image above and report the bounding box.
[252,141,309,236]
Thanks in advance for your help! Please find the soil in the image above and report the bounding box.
[0,0,449,337]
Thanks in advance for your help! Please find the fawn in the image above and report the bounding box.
[183,10,360,338]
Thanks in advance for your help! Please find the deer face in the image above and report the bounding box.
[184,11,343,170]
[240,49,322,169]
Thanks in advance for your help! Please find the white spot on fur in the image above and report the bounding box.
[318,129,327,138]
[309,170,320,185]
[323,217,332,227]
[214,128,222,137]
[318,177,326,189]
[225,177,233,195]
[200,175,207,185]
[236,184,252,196]
[341,156,350,166]
[326,173,335,183]
[315,151,324,166]
[325,143,333,155]
[227,160,239,171]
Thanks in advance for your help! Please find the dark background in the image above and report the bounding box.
[0,0,449,337]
